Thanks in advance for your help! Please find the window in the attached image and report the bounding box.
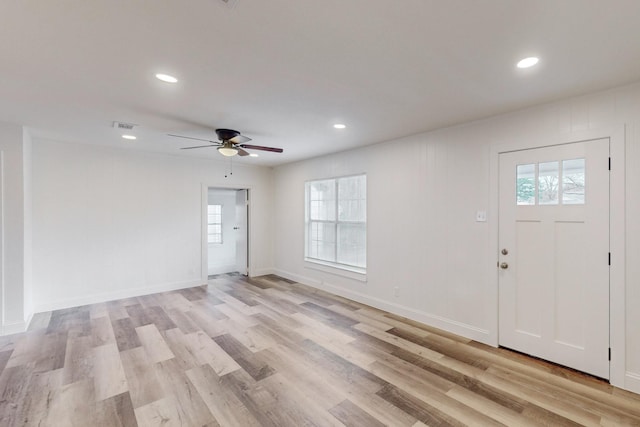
[516,158,585,206]
[305,174,366,273]
[208,204,223,244]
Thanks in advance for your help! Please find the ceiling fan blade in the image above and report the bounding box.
[180,144,217,150]
[239,144,283,153]
[237,147,250,156]
[168,134,216,143]
[230,134,252,144]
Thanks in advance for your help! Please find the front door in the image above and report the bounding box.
[498,138,610,379]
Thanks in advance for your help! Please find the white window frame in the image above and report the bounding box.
[207,204,223,244]
[304,174,367,278]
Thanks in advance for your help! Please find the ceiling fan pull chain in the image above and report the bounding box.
[224,156,233,178]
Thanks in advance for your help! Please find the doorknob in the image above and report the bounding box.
[500,262,509,269]
[501,248,508,255]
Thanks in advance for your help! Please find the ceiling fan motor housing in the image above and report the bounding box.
[215,128,241,141]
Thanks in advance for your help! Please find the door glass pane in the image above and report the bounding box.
[538,161,559,205]
[562,158,585,205]
[516,164,536,205]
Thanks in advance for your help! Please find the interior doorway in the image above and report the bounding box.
[206,187,249,277]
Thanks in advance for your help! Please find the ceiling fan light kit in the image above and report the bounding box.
[218,144,239,157]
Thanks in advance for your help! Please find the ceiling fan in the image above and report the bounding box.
[168,128,283,157]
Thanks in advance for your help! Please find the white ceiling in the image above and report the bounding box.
[2,0,640,166]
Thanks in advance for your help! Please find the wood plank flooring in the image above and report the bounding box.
[1,274,639,426]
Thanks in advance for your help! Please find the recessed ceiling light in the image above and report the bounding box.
[155,73,178,83]
[249,153,259,157]
[122,134,137,140]
[334,124,346,129]
[517,57,539,69]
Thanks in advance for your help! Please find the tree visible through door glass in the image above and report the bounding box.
[538,161,559,205]
[516,164,536,205]
[562,158,585,205]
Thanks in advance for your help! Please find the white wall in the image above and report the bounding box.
[32,139,273,312]
[273,81,640,393]
[207,189,238,275]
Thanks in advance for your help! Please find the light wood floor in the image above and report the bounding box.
[1,274,639,426]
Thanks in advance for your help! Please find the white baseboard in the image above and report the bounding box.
[33,279,204,314]
[272,268,492,345]
[251,267,275,277]
[625,371,640,394]
[1,320,28,336]
[271,269,322,286]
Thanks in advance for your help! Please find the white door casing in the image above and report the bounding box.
[235,189,248,275]
[498,138,610,379]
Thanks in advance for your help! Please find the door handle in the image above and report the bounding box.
[500,262,509,269]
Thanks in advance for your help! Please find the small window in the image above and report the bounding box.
[208,204,222,244]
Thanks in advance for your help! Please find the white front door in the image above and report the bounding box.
[498,138,610,379]
[235,189,248,275]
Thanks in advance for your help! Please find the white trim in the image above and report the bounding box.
[1,320,28,336]
[625,371,640,394]
[33,279,203,314]
[490,124,626,390]
[1,310,34,335]
[272,268,492,344]
[250,267,275,278]
[610,126,626,388]
[304,259,367,282]
[0,151,4,332]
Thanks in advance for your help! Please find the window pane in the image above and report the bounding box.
[516,164,536,205]
[308,221,335,262]
[337,223,366,268]
[562,158,585,205]
[538,161,559,205]
[338,175,366,221]
[309,180,335,221]
[207,204,222,244]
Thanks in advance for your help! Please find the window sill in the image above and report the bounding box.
[304,258,367,282]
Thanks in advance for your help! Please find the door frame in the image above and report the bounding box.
[200,183,253,280]
[489,125,626,388]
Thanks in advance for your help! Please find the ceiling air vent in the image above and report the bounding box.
[113,121,137,130]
